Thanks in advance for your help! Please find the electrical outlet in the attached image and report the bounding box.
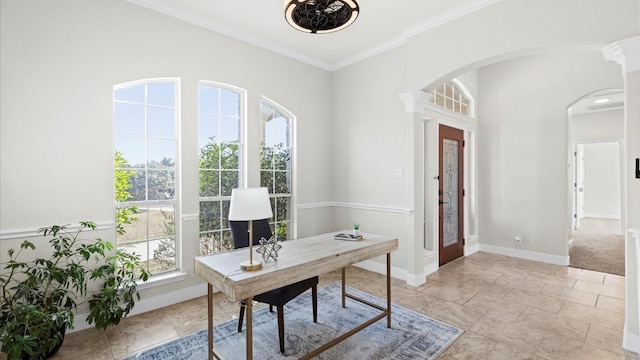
[514,235,522,245]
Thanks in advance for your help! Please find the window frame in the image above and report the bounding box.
[197,81,246,255]
[431,80,472,116]
[113,78,181,276]
[259,97,296,241]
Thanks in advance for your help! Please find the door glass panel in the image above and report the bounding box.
[443,138,459,247]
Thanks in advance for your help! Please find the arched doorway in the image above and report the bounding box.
[567,89,625,275]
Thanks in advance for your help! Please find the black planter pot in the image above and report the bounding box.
[43,327,66,359]
[2,325,66,360]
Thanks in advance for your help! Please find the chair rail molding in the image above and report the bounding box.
[0,221,114,241]
[298,202,413,215]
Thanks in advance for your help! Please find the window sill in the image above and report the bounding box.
[136,271,187,291]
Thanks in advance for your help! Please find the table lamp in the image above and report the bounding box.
[229,187,273,271]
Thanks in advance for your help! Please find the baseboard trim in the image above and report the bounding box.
[70,282,208,333]
[479,244,569,266]
[465,243,480,256]
[623,324,640,354]
[69,244,573,333]
[405,272,427,287]
[583,213,621,220]
[423,261,439,278]
[70,259,409,333]
[352,260,419,285]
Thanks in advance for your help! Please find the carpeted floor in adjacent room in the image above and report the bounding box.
[570,217,624,276]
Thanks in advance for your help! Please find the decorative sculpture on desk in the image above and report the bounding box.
[256,236,282,262]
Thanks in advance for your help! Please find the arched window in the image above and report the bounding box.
[432,81,471,116]
[198,82,244,255]
[113,79,179,274]
[260,98,294,241]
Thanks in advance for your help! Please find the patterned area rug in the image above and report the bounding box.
[124,283,462,360]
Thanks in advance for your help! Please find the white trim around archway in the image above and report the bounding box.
[398,90,479,285]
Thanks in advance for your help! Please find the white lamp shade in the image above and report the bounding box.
[228,187,273,221]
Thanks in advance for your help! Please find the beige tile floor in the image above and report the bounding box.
[9,251,640,359]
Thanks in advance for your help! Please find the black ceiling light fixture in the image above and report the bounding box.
[284,0,360,34]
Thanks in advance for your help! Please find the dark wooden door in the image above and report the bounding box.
[439,124,464,266]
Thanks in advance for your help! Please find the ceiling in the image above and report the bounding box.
[571,89,625,116]
[124,0,626,115]
[125,0,503,71]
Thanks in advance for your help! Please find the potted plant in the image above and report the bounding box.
[0,222,149,359]
[353,222,360,237]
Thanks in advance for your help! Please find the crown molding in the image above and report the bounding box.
[125,0,334,71]
[126,0,504,73]
[602,36,640,73]
[329,0,504,71]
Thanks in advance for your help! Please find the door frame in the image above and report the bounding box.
[574,144,585,230]
[570,140,624,235]
[438,124,465,266]
[422,106,478,273]
[397,90,478,285]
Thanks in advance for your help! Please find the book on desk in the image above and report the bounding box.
[334,233,363,241]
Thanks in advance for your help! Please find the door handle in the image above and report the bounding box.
[439,200,448,205]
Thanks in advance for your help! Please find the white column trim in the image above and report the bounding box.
[397,91,433,114]
[602,36,640,73]
[397,89,480,283]
[604,35,640,354]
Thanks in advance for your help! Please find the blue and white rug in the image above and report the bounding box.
[124,283,462,359]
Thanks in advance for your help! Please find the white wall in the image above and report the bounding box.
[329,0,637,284]
[583,142,621,219]
[0,0,333,301]
[2,0,639,343]
[571,109,624,142]
[454,71,479,115]
[330,46,410,268]
[330,0,637,273]
[477,52,624,257]
[406,0,639,91]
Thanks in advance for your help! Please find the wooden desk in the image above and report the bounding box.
[194,231,398,360]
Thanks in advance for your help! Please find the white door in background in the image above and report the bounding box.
[582,142,622,224]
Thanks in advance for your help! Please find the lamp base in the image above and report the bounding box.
[240,260,262,271]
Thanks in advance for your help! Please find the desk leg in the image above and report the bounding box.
[386,252,392,328]
[341,267,346,308]
[207,284,214,360]
[246,296,253,360]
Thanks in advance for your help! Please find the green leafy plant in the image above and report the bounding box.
[353,222,360,230]
[0,222,149,359]
[114,151,138,237]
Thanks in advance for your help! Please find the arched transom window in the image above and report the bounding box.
[432,81,470,116]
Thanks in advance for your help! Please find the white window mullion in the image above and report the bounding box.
[113,79,178,275]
